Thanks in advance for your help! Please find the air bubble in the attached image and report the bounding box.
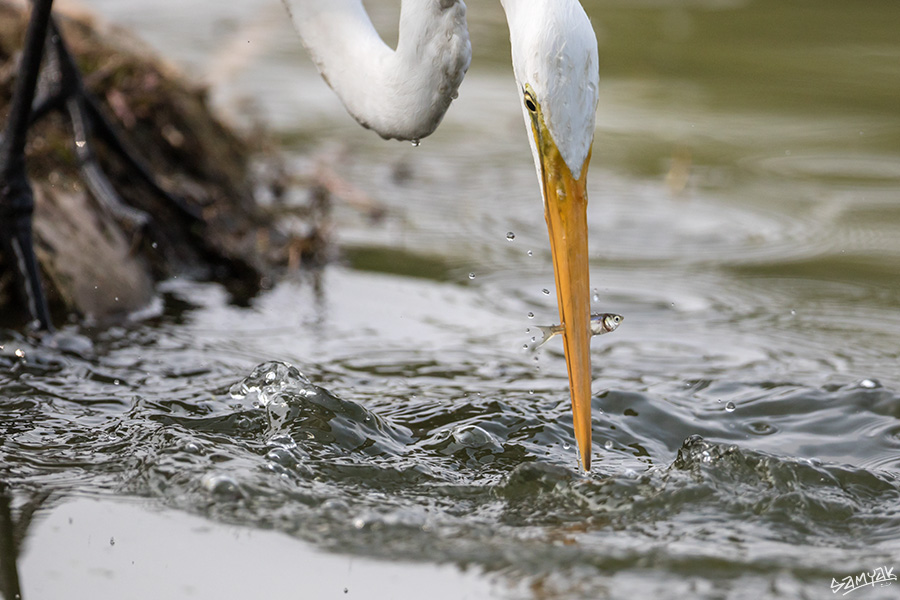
[527,312,534,319]
[527,250,533,257]
[203,474,243,500]
[542,288,550,295]
[562,442,570,450]
[725,401,736,412]
[411,139,420,147]
[468,272,475,280]
[604,440,613,450]
[506,231,515,241]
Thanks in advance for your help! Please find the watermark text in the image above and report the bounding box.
[831,566,895,595]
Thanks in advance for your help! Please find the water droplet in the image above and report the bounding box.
[506,231,515,241]
[562,442,570,450]
[522,344,529,350]
[790,309,796,316]
[725,401,736,412]
[411,139,420,147]
[353,517,366,530]
[75,140,86,148]
[468,272,475,280]
[592,292,600,302]
[542,288,550,295]
[109,537,115,546]
[604,440,613,450]
[527,312,534,319]
[14,348,24,358]
[151,242,158,249]
[527,250,533,257]
[113,379,120,386]
[860,379,878,389]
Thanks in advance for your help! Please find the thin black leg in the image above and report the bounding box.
[34,19,202,225]
[0,0,55,332]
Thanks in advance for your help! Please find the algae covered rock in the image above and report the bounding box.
[0,0,320,325]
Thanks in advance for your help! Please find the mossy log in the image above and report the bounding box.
[0,0,319,327]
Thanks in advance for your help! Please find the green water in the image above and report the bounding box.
[3,0,900,598]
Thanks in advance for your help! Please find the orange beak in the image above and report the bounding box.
[523,83,594,471]
[541,149,593,471]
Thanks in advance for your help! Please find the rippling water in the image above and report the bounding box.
[3,0,900,598]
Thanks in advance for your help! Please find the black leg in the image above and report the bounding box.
[0,0,55,332]
[34,19,202,225]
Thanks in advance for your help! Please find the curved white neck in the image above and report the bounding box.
[283,0,471,141]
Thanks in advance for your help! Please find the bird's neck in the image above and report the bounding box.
[283,0,470,141]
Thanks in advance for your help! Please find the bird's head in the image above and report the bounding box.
[502,0,600,471]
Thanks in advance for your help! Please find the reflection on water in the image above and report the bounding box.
[4,0,900,597]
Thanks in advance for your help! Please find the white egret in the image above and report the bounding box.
[282,0,601,470]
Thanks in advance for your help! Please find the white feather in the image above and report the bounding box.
[282,0,471,141]
[500,0,600,180]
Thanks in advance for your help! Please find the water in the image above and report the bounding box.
[3,0,900,598]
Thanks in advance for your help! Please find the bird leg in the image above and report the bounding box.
[30,20,203,227]
[0,0,55,332]
[2,0,207,330]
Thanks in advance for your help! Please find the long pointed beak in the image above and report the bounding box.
[541,149,594,471]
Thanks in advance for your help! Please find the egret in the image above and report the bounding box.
[0,0,600,470]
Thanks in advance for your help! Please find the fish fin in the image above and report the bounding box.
[534,325,560,350]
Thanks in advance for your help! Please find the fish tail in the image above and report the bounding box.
[534,325,559,350]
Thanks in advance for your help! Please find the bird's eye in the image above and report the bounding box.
[524,92,537,113]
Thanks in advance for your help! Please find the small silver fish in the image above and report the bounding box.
[534,313,623,350]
